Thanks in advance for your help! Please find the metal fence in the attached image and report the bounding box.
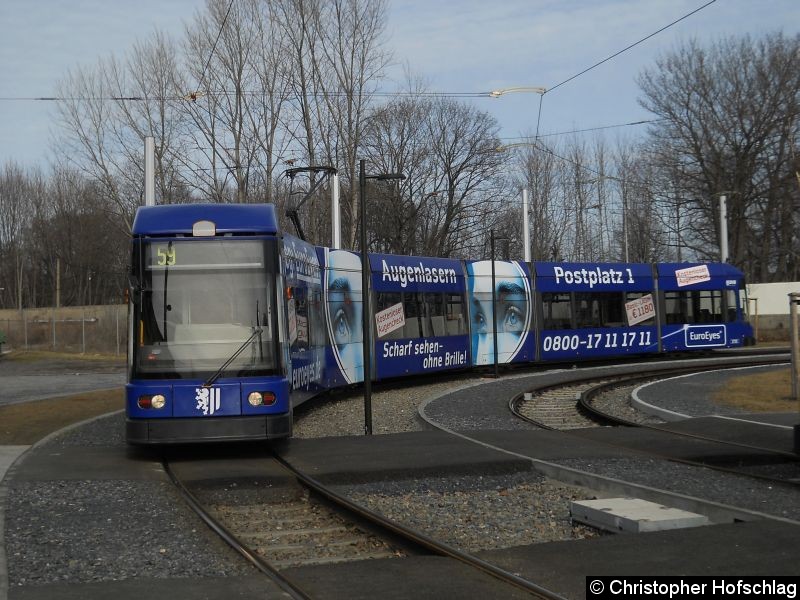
[0,305,127,355]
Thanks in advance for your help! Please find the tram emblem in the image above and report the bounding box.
[195,387,221,415]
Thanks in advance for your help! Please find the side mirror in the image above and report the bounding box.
[127,274,141,305]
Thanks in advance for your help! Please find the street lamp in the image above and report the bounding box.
[359,159,405,435]
[488,86,547,140]
[719,193,730,263]
[488,86,547,98]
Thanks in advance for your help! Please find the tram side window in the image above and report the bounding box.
[288,287,325,351]
[375,292,402,313]
[542,292,572,329]
[664,290,725,324]
[574,292,625,328]
[739,286,749,321]
[693,290,724,324]
[309,289,325,345]
[288,287,310,352]
[725,289,738,322]
[405,292,428,338]
[376,292,467,339]
[664,291,689,324]
[445,293,467,335]
[425,292,445,337]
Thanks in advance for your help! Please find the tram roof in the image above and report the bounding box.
[131,203,279,236]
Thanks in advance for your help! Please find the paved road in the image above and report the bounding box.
[634,363,789,418]
[0,356,125,407]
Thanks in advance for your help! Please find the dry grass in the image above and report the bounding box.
[0,389,123,445]
[712,367,798,412]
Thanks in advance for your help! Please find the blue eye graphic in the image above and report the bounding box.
[472,300,487,333]
[503,306,522,329]
[333,308,351,345]
[497,282,527,334]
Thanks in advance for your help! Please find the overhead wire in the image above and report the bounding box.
[0,90,494,102]
[525,0,717,164]
[197,0,235,90]
[500,118,665,142]
[545,0,717,95]
[497,0,720,207]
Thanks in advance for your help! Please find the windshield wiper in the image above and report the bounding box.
[203,327,263,388]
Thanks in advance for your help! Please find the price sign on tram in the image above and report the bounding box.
[625,294,655,326]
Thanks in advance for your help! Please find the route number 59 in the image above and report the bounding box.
[156,246,176,266]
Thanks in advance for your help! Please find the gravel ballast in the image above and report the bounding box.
[333,472,602,552]
[5,479,255,586]
[3,413,256,588]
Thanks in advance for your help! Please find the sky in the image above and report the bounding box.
[0,0,797,167]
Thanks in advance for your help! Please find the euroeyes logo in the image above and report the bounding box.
[685,325,726,347]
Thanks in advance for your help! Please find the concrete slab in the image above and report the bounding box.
[278,431,534,484]
[657,416,796,453]
[9,445,165,482]
[7,575,289,600]
[570,498,709,533]
[739,413,800,427]
[7,556,537,600]
[166,452,301,503]
[0,446,28,482]
[478,520,800,600]
[466,429,643,462]
[567,426,785,462]
[284,555,534,600]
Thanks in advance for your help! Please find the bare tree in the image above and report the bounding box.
[247,0,295,203]
[54,29,190,227]
[181,0,265,202]
[313,0,391,248]
[107,31,190,207]
[0,163,37,309]
[53,64,134,222]
[361,88,434,254]
[419,98,505,257]
[512,141,571,261]
[638,33,800,281]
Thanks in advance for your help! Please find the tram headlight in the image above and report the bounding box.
[137,394,166,410]
[248,391,277,407]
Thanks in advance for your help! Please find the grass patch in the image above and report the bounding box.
[712,367,798,412]
[0,388,123,445]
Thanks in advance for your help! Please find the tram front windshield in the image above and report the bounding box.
[132,239,279,380]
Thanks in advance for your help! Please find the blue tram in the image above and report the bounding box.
[125,203,754,444]
[126,204,292,443]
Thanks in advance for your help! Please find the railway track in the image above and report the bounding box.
[163,449,566,599]
[511,355,800,486]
